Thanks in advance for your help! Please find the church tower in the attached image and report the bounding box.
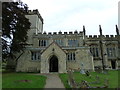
[25,9,43,44]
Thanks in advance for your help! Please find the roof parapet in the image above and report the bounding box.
[53,32,57,34]
[69,32,73,34]
[58,31,62,34]
[74,31,78,34]
[85,35,116,40]
[37,31,83,36]
[48,32,52,34]
[64,32,67,34]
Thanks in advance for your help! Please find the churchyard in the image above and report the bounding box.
[2,69,119,88]
[59,70,119,88]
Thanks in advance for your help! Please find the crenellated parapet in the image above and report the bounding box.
[36,31,83,36]
[85,35,119,40]
[27,9,43,24]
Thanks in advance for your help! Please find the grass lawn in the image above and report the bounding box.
[2,73,46,88]
[59,70,119,88]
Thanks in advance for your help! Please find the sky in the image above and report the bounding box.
[21,0,119,35]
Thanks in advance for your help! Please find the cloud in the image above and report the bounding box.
[22,0,119,35]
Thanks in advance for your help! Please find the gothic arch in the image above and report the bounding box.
[49,55,58,72]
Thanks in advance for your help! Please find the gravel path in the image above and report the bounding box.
[43,73,65,88]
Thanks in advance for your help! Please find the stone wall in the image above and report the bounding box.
[16,50,41,72]
[67,47,94,71]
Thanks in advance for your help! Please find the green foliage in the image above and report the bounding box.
[2,73,46,88]
[59,70,119,88]
[2,1,31,59]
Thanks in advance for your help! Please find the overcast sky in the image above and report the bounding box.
[22,0,119,35]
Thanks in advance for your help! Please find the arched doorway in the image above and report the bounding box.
[49,55,58,72]
[111,60,116,69]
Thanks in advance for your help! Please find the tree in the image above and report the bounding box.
[2,1,31,61]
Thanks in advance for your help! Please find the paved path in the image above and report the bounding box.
[43,73,65,88]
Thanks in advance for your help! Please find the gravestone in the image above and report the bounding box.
[80,63,85,74]
[85,71,90,76]
[80,80,89,88]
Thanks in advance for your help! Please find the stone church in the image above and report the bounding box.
[8,9,120,73]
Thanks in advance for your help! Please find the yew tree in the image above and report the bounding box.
[2,1,31,60]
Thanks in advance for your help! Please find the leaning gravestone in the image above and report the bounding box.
[85,71,90,76]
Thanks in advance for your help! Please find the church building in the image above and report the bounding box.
[8,9,120,73]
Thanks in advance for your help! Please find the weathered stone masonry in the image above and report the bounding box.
[7,9,120,73]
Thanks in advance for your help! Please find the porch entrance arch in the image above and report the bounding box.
[49,55,58,72]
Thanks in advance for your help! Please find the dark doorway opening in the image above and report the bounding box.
[49,55,58,72]
[111,60,116,69]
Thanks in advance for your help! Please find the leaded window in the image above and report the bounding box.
[107,47,116,57]
[39,40,47,46]
[68,39,78,46]
[67,52,76,61]
[31,51,40,60]
[90,47,99,57]
[55,39,63,46]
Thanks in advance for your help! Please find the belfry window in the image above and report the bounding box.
[31,51,40,60]
[67,52,76,61]
[39,40,47,46]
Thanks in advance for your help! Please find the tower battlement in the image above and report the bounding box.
[27,9,43,24]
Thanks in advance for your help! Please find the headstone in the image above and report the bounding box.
[85,71,90,76]
[80,80,89,88]
[80,63,85,74]
[80,69,85,74]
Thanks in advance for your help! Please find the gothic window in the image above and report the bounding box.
[67,52,76,61]
[67,53,70,60]
[55,39,63,46]
[73,53,75,60]
[95,48,99,57]
[90,46,99,57]
[31,51,40,60]
[39,40,47,46]
[68,39,78,46]
[106,47,116,57]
